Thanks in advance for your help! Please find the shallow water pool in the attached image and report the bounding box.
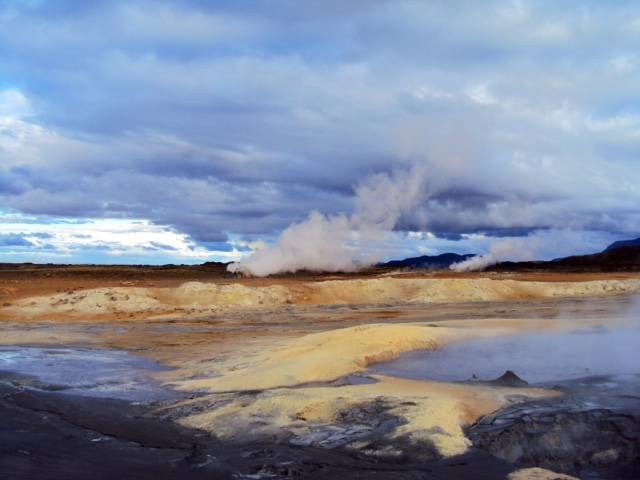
[0,346,182,402]
[370,326,640,384]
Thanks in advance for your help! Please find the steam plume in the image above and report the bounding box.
[449,230,589,272]
[228,166,427,276]
[450,237,542,272]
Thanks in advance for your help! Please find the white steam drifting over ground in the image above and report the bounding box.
[450,236,543,272]
[228,166,428,276]
[228,165,611,276]
[449,230,604,272]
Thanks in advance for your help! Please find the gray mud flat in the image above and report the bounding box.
[0,377,529,480]
[0,380,234,480]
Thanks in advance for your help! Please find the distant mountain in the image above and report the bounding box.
[201,261,230,267]
[605,237,640,252]
[380,252,475,270]
[490,245,640,272]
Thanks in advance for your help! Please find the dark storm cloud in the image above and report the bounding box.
[1,0,640,245]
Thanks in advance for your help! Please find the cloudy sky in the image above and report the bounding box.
[1,0,639,264]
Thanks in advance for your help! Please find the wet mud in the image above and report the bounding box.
[0,372,523,480]
[468,375,640,478]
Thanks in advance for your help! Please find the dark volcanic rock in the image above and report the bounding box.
[470,408,640,477]
[487,370,529,387]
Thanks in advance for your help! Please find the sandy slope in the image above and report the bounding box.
[4,276,639,321]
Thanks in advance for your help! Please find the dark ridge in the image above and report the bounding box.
[605,237,640,252]
[489,246,640,272]
[380,253,475,270]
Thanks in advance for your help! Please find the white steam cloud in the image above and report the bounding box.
[228,166,428,276]
[449,229,598,272]
[450,236,543,272]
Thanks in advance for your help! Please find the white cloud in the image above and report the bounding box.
[0,215,243,264]
[0,88,32,118]
[465,85,499,106]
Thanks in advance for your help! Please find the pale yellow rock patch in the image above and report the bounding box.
[178,375,556,458]
[175,323,453,392]
[508,467,578,480]
[171,320,561,458]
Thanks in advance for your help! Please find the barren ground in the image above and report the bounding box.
[1,265,639,479]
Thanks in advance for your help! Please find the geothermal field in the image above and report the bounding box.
[3,2,640,480]
[0,263,639,479]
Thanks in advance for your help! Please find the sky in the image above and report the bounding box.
[0,0,639,264]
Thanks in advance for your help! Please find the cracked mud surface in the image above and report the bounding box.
[468,375,640,479]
